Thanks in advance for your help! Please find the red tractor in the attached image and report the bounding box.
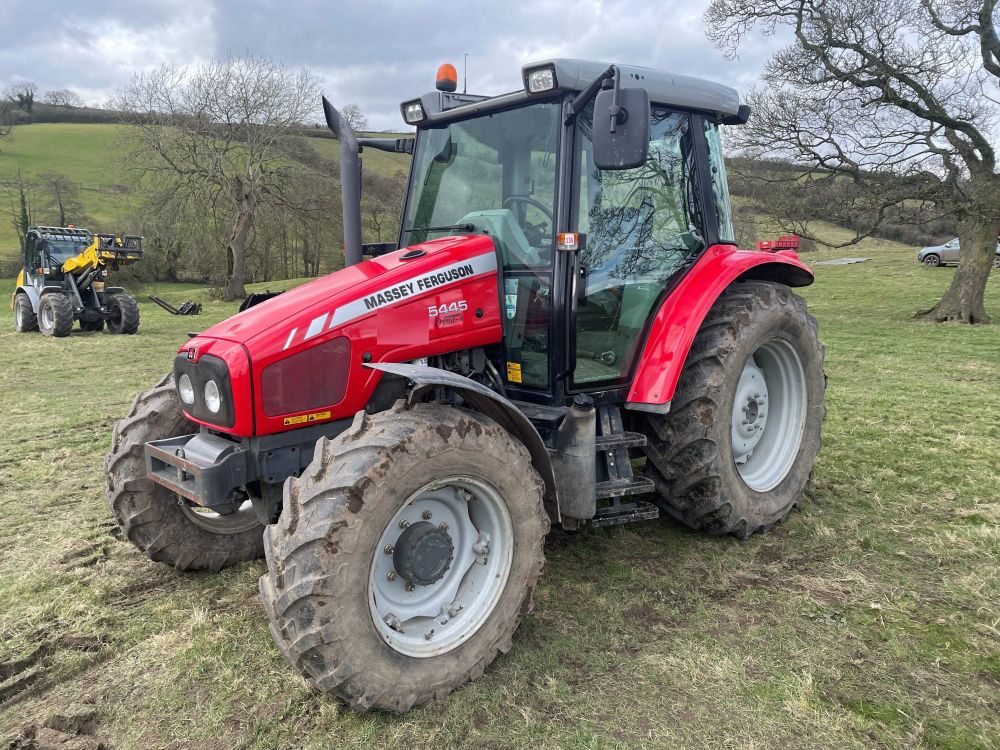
[107,59,825,712]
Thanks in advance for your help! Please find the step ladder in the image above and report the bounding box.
[592,406,658,528]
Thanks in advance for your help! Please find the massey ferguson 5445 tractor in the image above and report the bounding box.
[107,59,825,711]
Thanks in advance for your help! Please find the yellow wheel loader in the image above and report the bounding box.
[11,226,143,337]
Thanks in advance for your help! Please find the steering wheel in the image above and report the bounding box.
[503,195,554,222]
[503,196,554,246]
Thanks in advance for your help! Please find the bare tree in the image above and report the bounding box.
[0,101,12,150]
[706,0,1000,323]
[6,81,37,114]
[43,89,85,108]
[362,170,406,241]
[37,172,86,226]
[113,54,322,299]
[341,103,369,132]
[6,169,33,240]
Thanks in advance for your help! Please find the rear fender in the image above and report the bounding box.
[626,246,814,412]
[367,362,560,523]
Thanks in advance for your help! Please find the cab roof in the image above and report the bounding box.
[526,58,741,117]
[411,58,742,126]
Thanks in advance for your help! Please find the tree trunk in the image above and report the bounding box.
[917,218,994,324]
[224,175,255,301]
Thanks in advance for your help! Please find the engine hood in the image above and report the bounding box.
[200,234,497,346]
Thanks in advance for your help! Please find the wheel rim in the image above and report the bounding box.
[924,256,939,266]
[178,497,260,533]
[731,338,807,492]
[15,303,23,329]
[40,302,54,329]
[369,476,514,658]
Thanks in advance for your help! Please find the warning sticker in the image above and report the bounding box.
[283,410,332,426]
[506,362,522,384]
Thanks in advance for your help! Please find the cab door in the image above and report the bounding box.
[569,107,714,389]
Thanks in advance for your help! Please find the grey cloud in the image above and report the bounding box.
[0,0,785,128]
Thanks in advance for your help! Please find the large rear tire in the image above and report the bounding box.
[107,293,139,334]
[641,281,825,538]
[37,293,74,337]
[259,402,549,712]
[14,293,38,333]
[106,374,264,571]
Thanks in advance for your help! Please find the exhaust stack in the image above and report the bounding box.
[322,96,363,267]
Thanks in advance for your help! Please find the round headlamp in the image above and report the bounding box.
[178,374,195,405]
[204,379,222,413]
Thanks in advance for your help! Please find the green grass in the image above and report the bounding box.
[0,244,998,749]
[0,123,410,258]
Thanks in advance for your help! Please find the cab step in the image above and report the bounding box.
[594,431,647,450]
[591,500,659,528]
[595,476,655,499]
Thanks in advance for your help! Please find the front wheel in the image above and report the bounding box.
[923,254,942,267]
[106,374,265,571]
[38,293,74,337]
[259,402,549,712]
[641,281,826,538]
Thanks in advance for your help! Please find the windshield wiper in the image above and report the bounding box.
[406,223,477,234]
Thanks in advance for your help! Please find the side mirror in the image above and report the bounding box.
[592,86,650,170]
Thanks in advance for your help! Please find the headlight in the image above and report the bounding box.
[177,373,195,405]
[204,380,222,413]
[524,66,556,94]
[401,100,426,124]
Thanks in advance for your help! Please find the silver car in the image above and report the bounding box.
[917,238,1000,268]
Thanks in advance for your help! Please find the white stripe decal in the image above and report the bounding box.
[304,312,328,340]
[329,252,497,328]
[282,327,298,350]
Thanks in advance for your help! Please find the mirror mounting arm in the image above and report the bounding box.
[564,65,618,126]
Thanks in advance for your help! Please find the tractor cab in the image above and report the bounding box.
[365,59,746,404]
[21,226,93,283]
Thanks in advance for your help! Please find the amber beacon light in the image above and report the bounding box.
[436,63,458,92]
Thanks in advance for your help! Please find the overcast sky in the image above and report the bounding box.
[0,0,784,130]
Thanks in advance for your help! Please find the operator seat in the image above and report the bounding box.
[459,209,541,266]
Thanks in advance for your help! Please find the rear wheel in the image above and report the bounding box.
[37,293,74,337]
[923,253,942,267]
[106,373,264,571]
[641,281,826,538]
[107,293,139,334]
[259,402,548,712]
[14,293,37,333]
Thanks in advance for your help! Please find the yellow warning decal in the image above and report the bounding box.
[283,410,332,426]
[506,362,522,384]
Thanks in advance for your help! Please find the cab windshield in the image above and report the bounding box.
[43,238,89,262]
[400,100,561,270]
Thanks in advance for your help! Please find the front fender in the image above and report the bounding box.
[626,246,814,412]
[367,362,560,523]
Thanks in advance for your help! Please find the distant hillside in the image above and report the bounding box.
[0,123,410,266]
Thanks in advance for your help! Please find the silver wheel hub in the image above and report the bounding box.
[731,359,769,459]
[369,476,513,658]
[731,339,808,492]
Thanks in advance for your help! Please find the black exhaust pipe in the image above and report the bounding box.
[322,96,363,267]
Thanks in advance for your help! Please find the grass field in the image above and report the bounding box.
[0,241,998,749]
[0,123,410,258]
